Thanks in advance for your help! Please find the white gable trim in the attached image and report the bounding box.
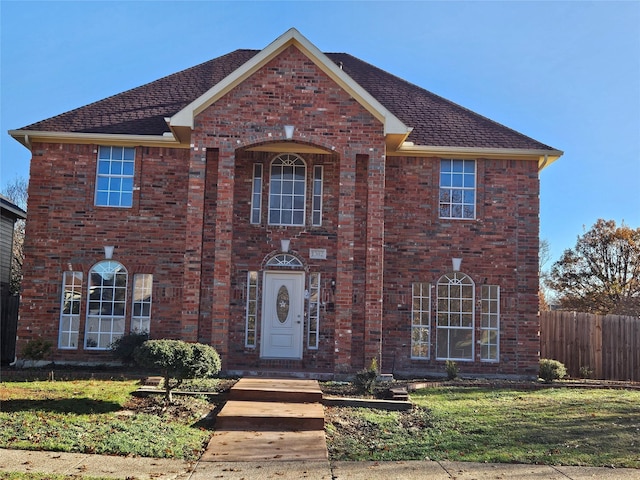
[168,28,411,138]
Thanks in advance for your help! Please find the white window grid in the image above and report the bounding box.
[265,254,303,268]
[312,166,323,226]
[58,271,83,349]
[95,146,135,207]
[480,285,500,362]
[85,261,127,350]
[439,159,476,219]
[251,164,263,224]
[307,273,321,349]
[245,271,259,348]
[131,274,153,334]
[436,272,475,361]
[268,154,306,226]
[411,282,431,359]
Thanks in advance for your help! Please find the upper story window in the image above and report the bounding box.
[95,146,135,207]
[439,159,476,219]
[268,154,306,226]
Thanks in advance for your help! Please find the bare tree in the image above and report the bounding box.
[539,239,552,311]
[547,219,640,316]
[2,177,28,294]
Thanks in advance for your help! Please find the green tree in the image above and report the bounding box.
[2,177,28,294]
[134,339,221,402]
[547,219,640,316]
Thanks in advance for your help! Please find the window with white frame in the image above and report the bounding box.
[251,164,263,224]
[307,273,321,349]
[436,272,474,360]
[480,285,500,361]
[85,261,127,349]
[95,146,135,207]
[411,282,431,359]
[439,159,476,219]
[245,271,258,348]
[58,271,83,349]
[131,274,152,334]
[268,154,306,226]
[312,166,323,226]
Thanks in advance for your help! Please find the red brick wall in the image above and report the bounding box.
[383,156,540,377]
[190,45,386,373]
[18,143,191,362]
[17,45,541,378]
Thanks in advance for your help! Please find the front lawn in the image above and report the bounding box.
[0,379,216,461]
[325,386,640,468]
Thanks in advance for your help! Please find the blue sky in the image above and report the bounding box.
[1,1,639,264]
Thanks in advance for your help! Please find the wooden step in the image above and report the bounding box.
[202,429,328,461]
[228,377,323,403]
[215,400,325,431]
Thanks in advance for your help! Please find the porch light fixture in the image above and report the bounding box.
[104,246,115,260]
[284,125,295,140]
[281,239,291,253]
[452,257,462,272]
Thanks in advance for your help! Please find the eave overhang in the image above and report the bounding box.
[8,130,185,150]
[167,28,412,146]
[391,143,563,170]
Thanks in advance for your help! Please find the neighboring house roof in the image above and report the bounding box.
[9,28,561,166]
[0,195,27,221]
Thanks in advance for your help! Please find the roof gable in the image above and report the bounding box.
[168,28,411,146]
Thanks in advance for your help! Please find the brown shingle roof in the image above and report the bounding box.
[20,49,555,151]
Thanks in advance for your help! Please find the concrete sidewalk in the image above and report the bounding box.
[2,449,640,479]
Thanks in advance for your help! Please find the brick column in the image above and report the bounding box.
[334,151,356,374]
[363,152,385,370]
[210,145,235,358]
[181,146,207,342]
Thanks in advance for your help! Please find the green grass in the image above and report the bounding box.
[326,387,640,467]
[0,380,213,461]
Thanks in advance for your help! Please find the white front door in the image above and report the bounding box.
[261,271,304,359]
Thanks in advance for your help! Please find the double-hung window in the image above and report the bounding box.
[480,285,500,361]
[411,282,431,359]
[131,274,153,334]
[95,146,135,207]
[58,272,83,349]
[439,159,476,219]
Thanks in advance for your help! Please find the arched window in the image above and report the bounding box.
[268,154,306,226]
[85,261,127,349]
[436,272,474,360]
[265,254,304,268]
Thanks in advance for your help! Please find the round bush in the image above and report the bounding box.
[539,358,567,383]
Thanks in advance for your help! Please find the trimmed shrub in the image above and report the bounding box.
[110,332,149,365]
[134,340,221,402]
[22,338,53,361]
[539,358,567,383]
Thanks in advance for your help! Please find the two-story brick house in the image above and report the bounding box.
[10,29,561,378]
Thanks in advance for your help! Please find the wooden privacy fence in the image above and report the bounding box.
[540,310,640,382]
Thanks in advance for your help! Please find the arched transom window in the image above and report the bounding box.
[85,260,128,349]
[268,153,306,226]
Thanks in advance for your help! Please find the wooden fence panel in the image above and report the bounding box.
[540,311,639,382]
